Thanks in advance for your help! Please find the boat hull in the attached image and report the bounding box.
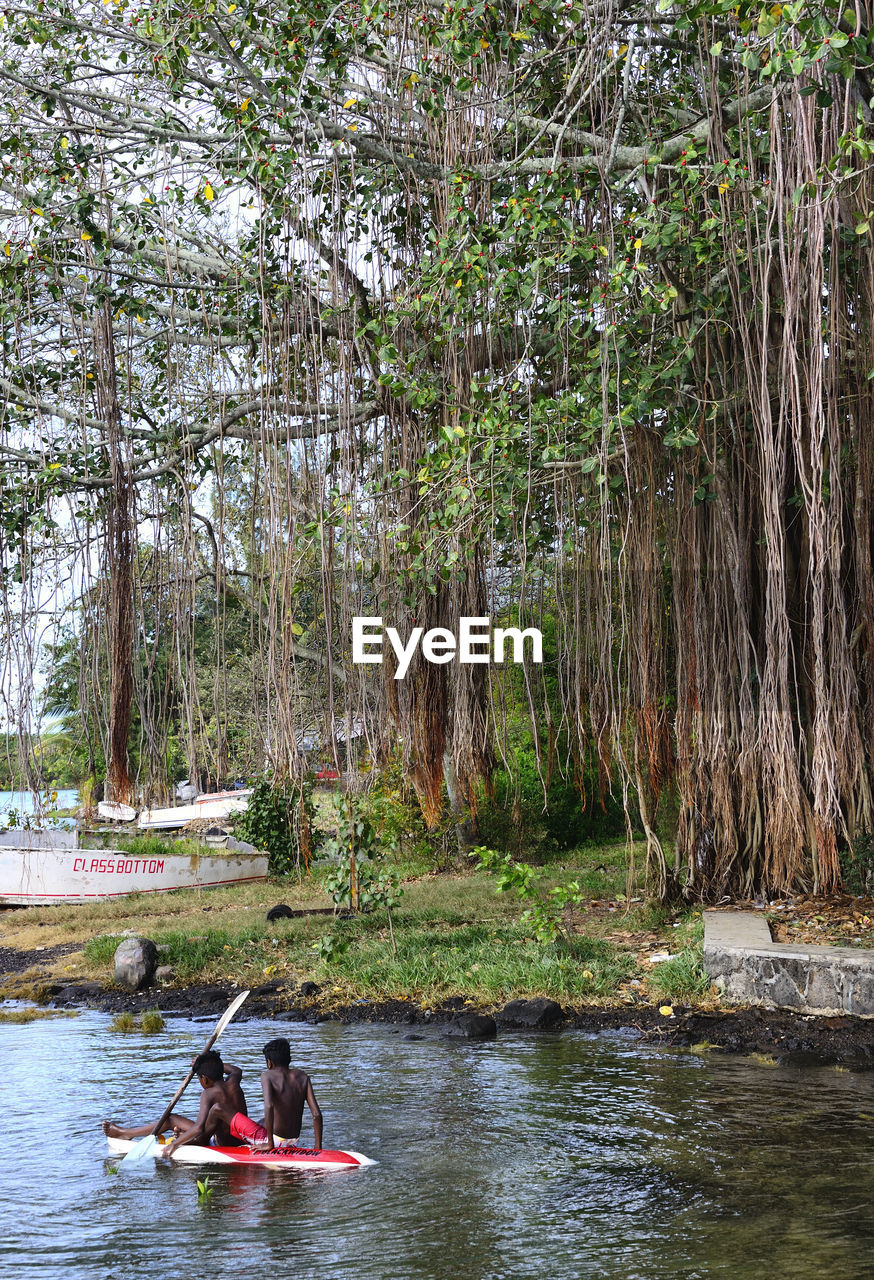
[0,843,267,905]
[106,1136,374,1170]
[138,791,251,831]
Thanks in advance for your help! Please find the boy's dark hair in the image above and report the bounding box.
[193,1051,224,1081]
[263,1037,291,1068]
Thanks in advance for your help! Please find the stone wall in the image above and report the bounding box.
[703,911,874,1018]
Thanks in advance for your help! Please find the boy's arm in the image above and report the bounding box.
[306,1078,323,1150]
[163,1092,213,1156]
[223,1063,243,1083]
[261,1070,275,1147]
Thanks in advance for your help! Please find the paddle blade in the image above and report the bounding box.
[212,988,250,1041]
[120,1134,159,1166]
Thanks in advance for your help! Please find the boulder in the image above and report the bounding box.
[444,1013,497,1040]
[300,980,320,997]
[113,937,159,991]
[497,997,564,1030]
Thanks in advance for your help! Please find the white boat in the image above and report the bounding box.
[0,829,267,905]
[137,789,252,831]
[97,801,137,823]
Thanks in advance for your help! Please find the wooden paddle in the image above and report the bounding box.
[119,987,250,1165]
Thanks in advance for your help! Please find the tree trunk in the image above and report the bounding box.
[96,301,135,806]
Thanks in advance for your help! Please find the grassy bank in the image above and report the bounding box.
[0,841,714,1009]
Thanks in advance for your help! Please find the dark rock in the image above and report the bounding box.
[776,1050,834,1070]
[266,904,294,922]
[403,1033,425,1041]
[440,996,465,1011]
[279,1009,307,1022]
[300,980,320,997]
[444,1013,497,1040]
[113,937,158,991]
[54,981,103,1004]
[306,1011,321,1024]
[498,997,564,1030]
[253,982,283,995]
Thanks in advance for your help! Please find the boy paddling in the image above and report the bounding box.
[102,1051,257,1151]
[103,1040,323,1153]
[260,1037,323,1150]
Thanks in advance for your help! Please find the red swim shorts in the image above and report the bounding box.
[229,1112,269,1144]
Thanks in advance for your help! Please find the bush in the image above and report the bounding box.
[234,778,317,875]
[475,747,627,861]
[840,833,874,895]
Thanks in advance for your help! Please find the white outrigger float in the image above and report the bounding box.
[0,828,267,906]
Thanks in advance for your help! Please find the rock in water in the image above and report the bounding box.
[444,1013,497,1040]
[497,997,564,1030]
[113,937,159,990]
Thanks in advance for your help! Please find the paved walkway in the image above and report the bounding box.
[703,910,874,1017]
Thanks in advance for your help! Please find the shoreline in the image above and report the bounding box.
[22,971,874,1069]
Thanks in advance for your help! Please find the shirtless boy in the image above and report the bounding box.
[260,1037,323,1150]
[102,1051,261,1152]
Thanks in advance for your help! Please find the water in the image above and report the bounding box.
[3,1014,874,1280]
[0,789,78,827]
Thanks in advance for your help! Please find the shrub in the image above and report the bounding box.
[234,778,317,875]
[840,833,874,895]
[475,747,627,861]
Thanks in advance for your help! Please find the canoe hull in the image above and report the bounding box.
[106,1135,374,1170]
[138,791,251,831]
[0,844,267,905]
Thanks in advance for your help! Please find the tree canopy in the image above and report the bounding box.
[1,0,872,897]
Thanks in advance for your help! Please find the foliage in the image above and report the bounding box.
[320,795,403,917]
[358,766,456,874]
[233,778,316,876]
[475,746,628,861]
[473,846,589,944]
[649,950,713,1003]
[839,834,874,896]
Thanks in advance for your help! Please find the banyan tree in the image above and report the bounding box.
[0,0,871,898]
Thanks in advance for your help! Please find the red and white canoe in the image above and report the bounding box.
[106,1135,374,1170]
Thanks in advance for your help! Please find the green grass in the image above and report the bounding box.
[109,1009,166,1033]
[0,1008,78,1023]
[14,836,719,1011]
[110,1012,139,1032]
[85,880,638,1003]
[84,833,204,857]
[648,948,712,1002]
[316,917,636,1002]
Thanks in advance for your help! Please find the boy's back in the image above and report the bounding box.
[261,1039,323,1149]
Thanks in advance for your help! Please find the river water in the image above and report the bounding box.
[0,789,79,826]
[3,1013,874,1280]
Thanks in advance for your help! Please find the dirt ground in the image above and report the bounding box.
[762,895,874,948]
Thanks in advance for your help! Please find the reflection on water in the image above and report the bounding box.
[3,1013,874,1280]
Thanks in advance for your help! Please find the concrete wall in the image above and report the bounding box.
[703,911,874,1018]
